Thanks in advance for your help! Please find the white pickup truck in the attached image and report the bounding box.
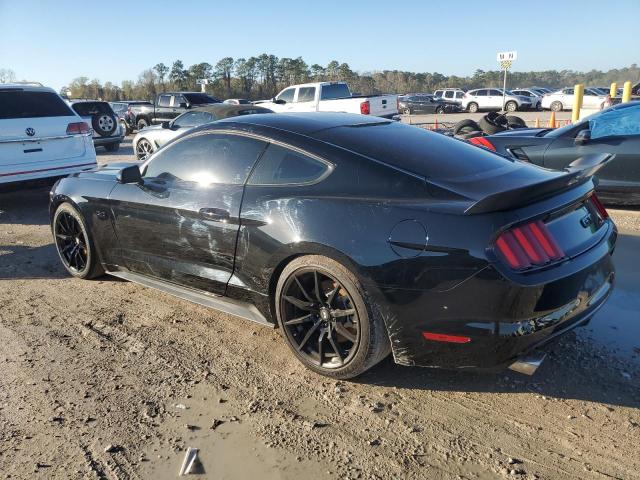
[256,82,398,118]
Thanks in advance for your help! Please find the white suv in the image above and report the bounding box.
[434,88,465,105]
[0,84,97,185]
[461,88,532,113]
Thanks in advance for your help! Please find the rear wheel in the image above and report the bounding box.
[550,101,563,112]
[136,138,153,160]
[435,106,445,114]
[137,118,149,130]
[276,255,390,379]
[402,107,411,115]
[467,102,479,113]
[52,203,103,279]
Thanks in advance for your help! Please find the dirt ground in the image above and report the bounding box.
[1,139,639,480]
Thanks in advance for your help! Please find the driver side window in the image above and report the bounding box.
[173,111,214,128]
[144,133,267,188]
[276,88,295,103]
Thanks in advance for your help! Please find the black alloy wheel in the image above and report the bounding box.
[53,203,103,279]
[280,268,360,369]
[54,211,88,273]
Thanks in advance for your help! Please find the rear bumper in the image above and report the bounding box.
[93,135,123,146]
[0,155,97,185]
[376,221,617,370]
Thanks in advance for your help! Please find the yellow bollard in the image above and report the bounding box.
[572,84,584,124]
[548,111,556,128]
[610,82,617,98]
[622,81,632,103]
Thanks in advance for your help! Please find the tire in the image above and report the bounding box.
[135,138,154,160]
[92,114,117,137]
[435,106,445,114]
[137,118,149,130]
[105,142,120,152]
[467,102,479,113]
[52,203,104,280]
[479,113,508,135]
[453,119,481,135]
[505,101,518,113]
[275,255,391,379]
[506,115,526,129]
[550,101,563,112]
[402,107,411,115]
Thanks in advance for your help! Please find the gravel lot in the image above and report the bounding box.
[1,137,638,479]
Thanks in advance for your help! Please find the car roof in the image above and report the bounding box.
[0,83,56,93]
[215,112,390,135]
[192,104,273,117]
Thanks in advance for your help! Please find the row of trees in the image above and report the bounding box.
[4,58,639,102]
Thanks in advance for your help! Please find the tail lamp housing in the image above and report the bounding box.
[468,136,496,151]
[495,219,565,270]
[66,122,90,135]
[360,100,370,115]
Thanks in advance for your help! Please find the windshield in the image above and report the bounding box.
[183,93,221,105]
[544,102,640,138]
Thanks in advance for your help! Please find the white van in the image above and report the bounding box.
[0,84,97,185]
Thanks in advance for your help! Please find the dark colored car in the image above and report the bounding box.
[398,94,461,115]
[475,102,640,205]
[131,92,221,130]
[49,113,616,379]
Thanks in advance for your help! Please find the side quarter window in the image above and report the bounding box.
[248,144,331,185]
[143,133,267,187]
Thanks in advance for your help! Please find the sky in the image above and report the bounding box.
[1,0,639,91]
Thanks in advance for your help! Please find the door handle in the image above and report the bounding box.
[199,207,230,222]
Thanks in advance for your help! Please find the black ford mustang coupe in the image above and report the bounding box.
[50,113,617,379]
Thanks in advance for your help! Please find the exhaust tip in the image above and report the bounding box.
[508,351,546,376]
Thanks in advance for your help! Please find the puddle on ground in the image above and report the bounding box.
[140,384,330,479]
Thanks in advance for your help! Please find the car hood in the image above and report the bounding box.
[140,124,163,132]
[491,128,549,138]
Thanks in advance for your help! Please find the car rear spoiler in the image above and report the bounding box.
[464,153,614,214]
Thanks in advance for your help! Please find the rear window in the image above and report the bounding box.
[315,122,515,180]
[320,83,351,100]
[0,90,74,119]
[71,102,114,116]
[183,93,221,104]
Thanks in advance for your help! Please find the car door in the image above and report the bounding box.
[274,88,296,112]
[169,94,188,120]
[291,86,317,112]
[108,131,268,294]
[561,88,575,109]
[154,94,172,123]
[487,89,503,109]
[474,89,488,108]
[543,107,640,195]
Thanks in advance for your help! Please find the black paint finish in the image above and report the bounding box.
[49,113,617,370]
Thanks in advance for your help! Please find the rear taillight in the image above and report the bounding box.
[66,122,90,135]
[360,100,370,115]
[590,194,609,220]
[495,220,565,270]
[468,136,496,151]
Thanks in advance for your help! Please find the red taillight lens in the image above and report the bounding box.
[468,136,496,151]
[360,100,370,115]
[590,194,609,219]
[66,122,90,135]
[495,220,565,270]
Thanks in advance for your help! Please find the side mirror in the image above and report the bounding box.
[161,121,170,129]
[116,165,143,184]
[274,98,286,105]
[179,102,189,108]
[574,129,591,145]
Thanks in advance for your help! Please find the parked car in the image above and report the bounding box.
[68,100,124,152]
[132,104,273,160]
[130,92,221,130]
[433,88,464,105]
[223,99,251,105]
[433,88,466,105]
[461,88,532,113]
[398,94,461,114]
[632,82,640,95]
[540,88,607,112]
[511,89,543,109]
[470,102,640,205]
[49,112,616,379]
[109,102,134,135]
[0,84,96,185]
[256,82,397,118]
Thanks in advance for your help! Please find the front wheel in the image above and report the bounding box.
[136,138,154,160]
[276,255,390,379]
[550,101,563,112]
[435,106,445,114]
[467,102,479,113]
[137,118,149,130]
[52,203,104,279]
[402,107,411,115]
